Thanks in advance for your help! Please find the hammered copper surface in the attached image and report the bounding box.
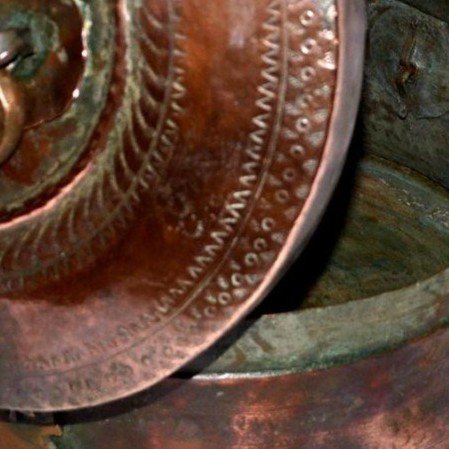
[0,0,364,411]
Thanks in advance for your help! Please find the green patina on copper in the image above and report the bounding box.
[0,0,115,217]
[0,11,58,80]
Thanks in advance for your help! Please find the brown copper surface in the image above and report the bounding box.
[55,327,449,449]
[3,314,449,449]
[0,0,364,411]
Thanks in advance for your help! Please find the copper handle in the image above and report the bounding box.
[0,70,24,164]
[0,30,26,164]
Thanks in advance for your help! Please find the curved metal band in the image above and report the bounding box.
[0,71,24,164]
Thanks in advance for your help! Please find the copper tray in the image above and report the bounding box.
[0,0,364,412]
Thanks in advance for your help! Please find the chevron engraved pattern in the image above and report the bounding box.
[0,0,357,412]
[0,0,185,293]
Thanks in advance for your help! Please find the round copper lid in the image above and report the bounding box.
[0,0,365,412]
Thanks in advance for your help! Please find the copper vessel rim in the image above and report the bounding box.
[48,0,367,413]
[204,0,367,357]
[0,0,366,413]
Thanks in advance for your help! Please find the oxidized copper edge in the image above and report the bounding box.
[246,0,366,298]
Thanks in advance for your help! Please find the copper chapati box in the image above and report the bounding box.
[2,0,449,448]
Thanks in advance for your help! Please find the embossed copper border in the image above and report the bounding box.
[79,0,367,412]
[185,0,367,388]
[243,0,366,305]
[183,0,367,377]
[0,0,366,413]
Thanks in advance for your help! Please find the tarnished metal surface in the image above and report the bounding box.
[0,0,364,411]
[39,328,449,449]
[3,154,449,447]
[0,0,441,447]
[163,157,448,377]
[6,0,449,448]
[365,0,449,188]
[0,1,84,131]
